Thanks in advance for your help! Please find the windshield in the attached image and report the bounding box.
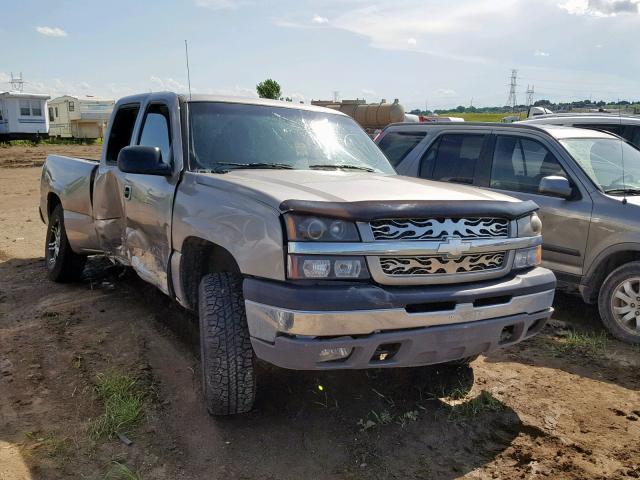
[188,102,395,174]
[560,138,640,194]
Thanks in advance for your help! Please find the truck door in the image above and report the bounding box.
[486,133,593,278]
[121,98,180,293]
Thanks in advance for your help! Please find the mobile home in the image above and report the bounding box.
[0,92,50,140]
[48,95,114,139]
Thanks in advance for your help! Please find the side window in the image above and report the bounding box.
[48,107,54,122]
[68,101,74,112]
[490,136,567,194]
[421,134,485,184]
[574,123,625,137]
[626,126,640,149]
[377,131,426,167]
[19,100,31,116]
[106,104,140,164]
[138,104,171,164]
[31,100,42,117]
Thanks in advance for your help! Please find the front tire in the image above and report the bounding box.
[198,272,256,415]
[598,262,640,344]
[45,204,86,282]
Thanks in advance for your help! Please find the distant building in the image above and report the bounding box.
[0,91,50,140]
[48,95,114,139]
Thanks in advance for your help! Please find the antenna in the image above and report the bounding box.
[10,72,24,92]
[184,40,192,100]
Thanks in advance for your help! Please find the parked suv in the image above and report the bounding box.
[378,122,640,344]
[520,113,640,149]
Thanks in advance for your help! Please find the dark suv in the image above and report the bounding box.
[378,122,640,344]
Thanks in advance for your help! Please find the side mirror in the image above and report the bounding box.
[539,175,573,199]
[117,146,172,176]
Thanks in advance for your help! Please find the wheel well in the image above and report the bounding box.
[585,250,640,303]
[47,193,61,218]
[180,237,241,311]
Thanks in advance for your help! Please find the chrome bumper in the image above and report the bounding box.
[245,288,555,342]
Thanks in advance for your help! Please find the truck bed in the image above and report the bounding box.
[41,155,101,253]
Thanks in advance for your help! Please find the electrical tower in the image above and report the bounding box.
[332,90,339,103]
[10,72,24,92]
[506,69,518,111]
[526,85,535,107]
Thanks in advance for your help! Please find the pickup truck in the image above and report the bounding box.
[40,92,556,415]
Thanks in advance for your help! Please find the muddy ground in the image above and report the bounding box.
[0,147,639,480]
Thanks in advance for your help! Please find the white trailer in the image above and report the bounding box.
[48,95,114,139]
[0,91,50,140]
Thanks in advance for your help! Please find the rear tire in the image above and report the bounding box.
[598,262,640,344]
[45,204,86,282]
[198,272,256,415]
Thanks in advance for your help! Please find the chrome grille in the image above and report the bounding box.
[380,253,506,276]
[370,218,509,241]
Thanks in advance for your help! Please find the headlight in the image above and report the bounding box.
[288,255,370,280]
[284,214,360,242]
[513,246,542,269]
[517,212,542,237]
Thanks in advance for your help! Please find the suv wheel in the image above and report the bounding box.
[45,204,87,282]
[198,272,256,415]
[598,262,640,344]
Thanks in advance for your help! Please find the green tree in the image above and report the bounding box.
[256,79,282,99]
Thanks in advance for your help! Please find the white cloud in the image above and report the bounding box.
[534,49,550,56]
[36,26,67,37]
[150,76,190,92]
[407,37,417,45]
[362,88,376,96]
[312,14,329,24]
[434,88,458,97]
[195,0,247,9]
[559,0,640,16]
[205,85,257,97]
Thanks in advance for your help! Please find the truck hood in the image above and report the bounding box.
[194,170,519,208]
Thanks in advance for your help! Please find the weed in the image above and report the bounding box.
[448,390,504,421]
[396,410,419,428]
[105,461,142,480]
[551,331,609,357]
[23,431,67,458]
[89,370,145,439]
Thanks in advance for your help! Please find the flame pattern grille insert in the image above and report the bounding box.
[380,253,506,276]
[370,218,509,241]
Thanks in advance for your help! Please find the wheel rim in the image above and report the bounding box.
[47,220,61,268]
[610,276,640,335]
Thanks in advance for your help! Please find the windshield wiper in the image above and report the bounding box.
[604,188,640,196]
[308,164,375,172]
[195,163,294,174]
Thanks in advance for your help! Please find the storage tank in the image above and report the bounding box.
[312,99,405,129]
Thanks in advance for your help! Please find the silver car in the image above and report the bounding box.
[380,122,640,344]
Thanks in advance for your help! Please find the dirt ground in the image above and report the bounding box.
[0,146,639,480]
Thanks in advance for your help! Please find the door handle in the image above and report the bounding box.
[124,185,132,200]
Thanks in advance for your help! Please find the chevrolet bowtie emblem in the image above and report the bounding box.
[437,237,472,258]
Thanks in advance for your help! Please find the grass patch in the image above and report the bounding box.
[89,370,145,439]
[23,431,67,458]
[1,138,103,147]
[447,390,504,421]
[551,331,609,357]
[106,461,143,480]
[435,112,526,122]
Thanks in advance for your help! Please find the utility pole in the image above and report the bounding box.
[526,85,534,107]
[333,90,339,103]
[10,72,24,92]
[506,69,518,112]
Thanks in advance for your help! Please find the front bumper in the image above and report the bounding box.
[244,267,555,370]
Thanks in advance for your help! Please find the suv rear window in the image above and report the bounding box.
[420,134,486,184]
[377,131,426,167]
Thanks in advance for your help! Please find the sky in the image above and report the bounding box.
[1,0,639,110]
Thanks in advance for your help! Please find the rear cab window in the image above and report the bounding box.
[377,130,426,167]
[420,133,487,185]
[106,104,140,164]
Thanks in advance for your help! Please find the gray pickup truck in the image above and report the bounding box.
[40,92,555,415]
